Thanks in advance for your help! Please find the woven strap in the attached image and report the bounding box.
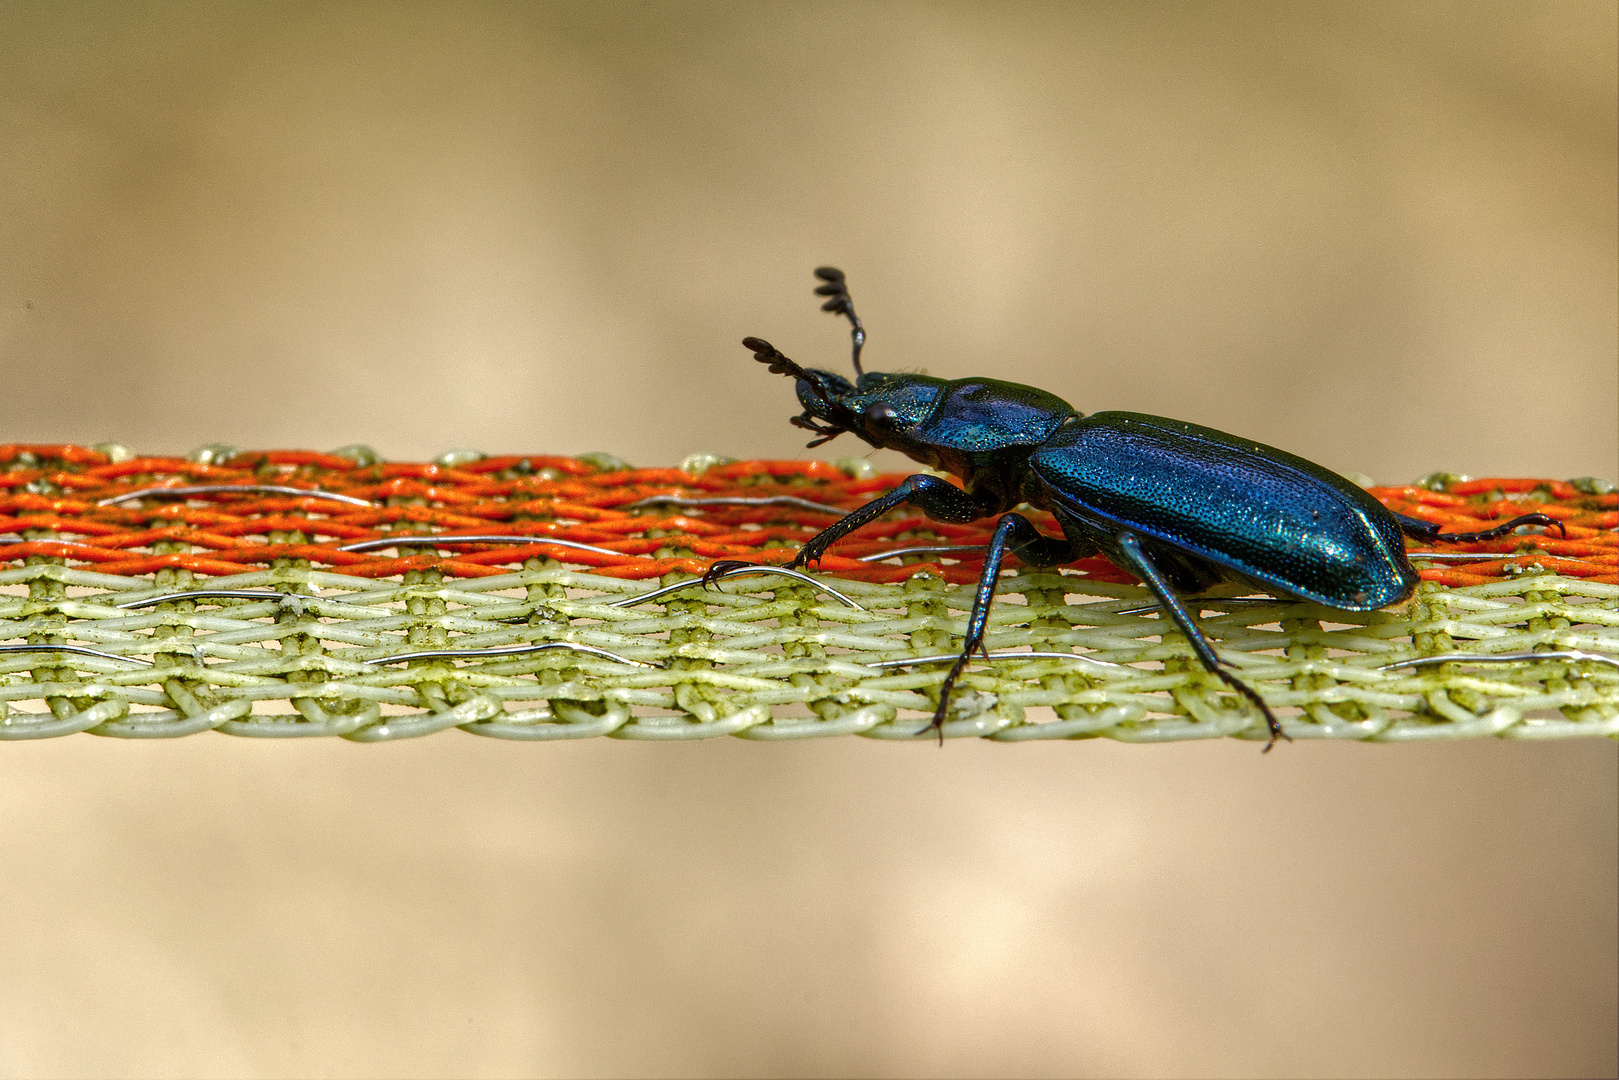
[2,445,1614,741]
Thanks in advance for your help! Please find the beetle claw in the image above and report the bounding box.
[1215,666,1288,751]
[787,547,824,570]
[701,559,754,589]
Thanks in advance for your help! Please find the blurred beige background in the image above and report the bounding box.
[1,2,1614,1078]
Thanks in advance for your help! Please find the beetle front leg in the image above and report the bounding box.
[787,474,994,569]
[701,474,993,588]
[925,513,1088,743]
[1112,531,1288,751]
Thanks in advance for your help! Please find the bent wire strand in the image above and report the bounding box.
[609,564,864,610]
[865,650,1121,670]
[116,590,312,608]
[625,494,846,514]
[0,644,154,666]
[337,534,644,558]
[97,484,374,507]
[363,642,654,667]
[1379,650,1619,671]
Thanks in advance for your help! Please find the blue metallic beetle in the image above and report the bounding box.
[709,268,1561,746]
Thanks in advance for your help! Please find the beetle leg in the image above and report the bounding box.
[1112,532,1287,750]
[698,474,990,589]
[925,513,1087,743]
[1395,511,1567,544]
[786,474,993,570]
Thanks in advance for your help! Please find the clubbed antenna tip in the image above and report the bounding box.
[741,336,807,381]
[811,266,866,377]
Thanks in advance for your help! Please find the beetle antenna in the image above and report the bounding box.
[813,266,865,378]
[743,336,800,376]
[742,336,818,391]
[742,336,847,447]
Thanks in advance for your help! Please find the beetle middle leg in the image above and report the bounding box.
[923,512,1090,743]
[1110,531,1288,750]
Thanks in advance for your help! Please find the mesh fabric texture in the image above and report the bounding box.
[2,445,1614,742]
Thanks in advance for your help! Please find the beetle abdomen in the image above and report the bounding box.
[1029,412,1417,608]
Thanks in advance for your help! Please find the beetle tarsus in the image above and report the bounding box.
[925,645,985,747]
[700,559,754,589]
[925,674,958,747]
[1215,666,1288,750]
[1397,511,1567,544]
[1109,531,1288,751]
[924,628,980,747]
[918,512,1090,745]
[786,539,830,570]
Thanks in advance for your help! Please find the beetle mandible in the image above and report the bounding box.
[706,267,1563,747]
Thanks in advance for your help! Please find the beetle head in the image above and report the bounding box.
[789,366,858,447]
[743,337,944,450]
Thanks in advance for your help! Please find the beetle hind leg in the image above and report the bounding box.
[1111,531,1288,751]
[1395,511,1567,544]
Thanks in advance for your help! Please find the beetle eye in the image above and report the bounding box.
[867,403,898,427]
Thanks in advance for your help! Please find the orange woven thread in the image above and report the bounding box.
[1,445,1613,586]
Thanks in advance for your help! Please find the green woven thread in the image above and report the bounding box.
[2,558,1615,741]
